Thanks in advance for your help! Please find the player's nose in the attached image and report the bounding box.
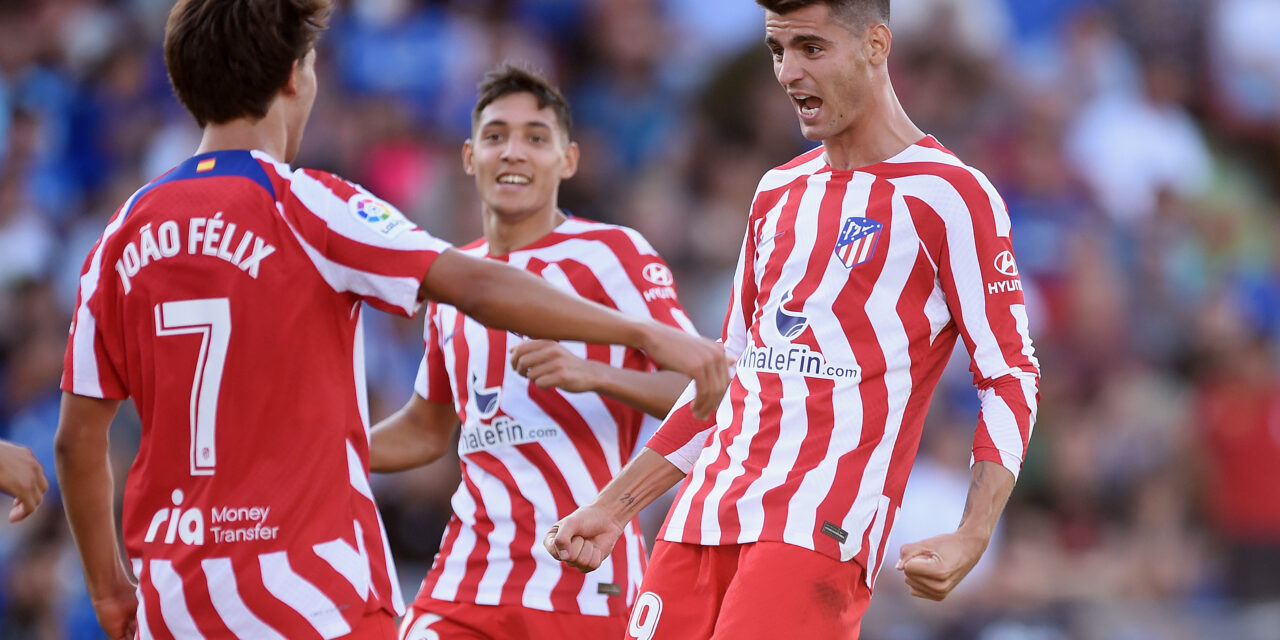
[499,138,528,162]
[776,52,805,86]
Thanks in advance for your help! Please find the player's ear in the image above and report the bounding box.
[561,141,580,179]
[281,59,301,96]
[866,23,891,65]
[462,139,475,176]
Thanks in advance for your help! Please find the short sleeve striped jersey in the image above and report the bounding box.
[62,150,450,639]
[411,218,698,617]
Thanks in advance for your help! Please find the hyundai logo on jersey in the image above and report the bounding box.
[835,216,883,268]
[470,372,501,419]
[775,290,809,340]
[994,250,1019,276]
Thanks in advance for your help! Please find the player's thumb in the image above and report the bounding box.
[544,523,566,559]
[895,542,932,571]
[548,520,579,561]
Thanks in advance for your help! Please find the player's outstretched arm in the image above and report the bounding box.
[420,249,728,419]
[54,392,137,640]
[896,460,1014,601]
[510,340,690,418]
[0,439,48,522]
[545,447,685,572]
[369,394,458,472]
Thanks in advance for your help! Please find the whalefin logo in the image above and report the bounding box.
[835,217,882,268]
[470,373,501,419]
[775,290,808,340]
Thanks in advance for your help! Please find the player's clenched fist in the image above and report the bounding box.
[544,505,626,573]
[895,532,988,601]
[511,340,599,392]
[0,439,48,522]
[638,325,728,420]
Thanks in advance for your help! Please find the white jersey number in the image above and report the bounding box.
[400,612,443,640]
[628,591,664,640]
[154,298,231,476]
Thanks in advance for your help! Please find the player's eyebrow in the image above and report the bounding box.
[765,33,834,49]
[480,119,554,131]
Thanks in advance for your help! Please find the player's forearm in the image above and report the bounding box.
[587,366,691,419]
[588,448,685,525]
[954,460,1015,545]
[423,250,650,350]
[55,406,132,597]
[369,396,455,473]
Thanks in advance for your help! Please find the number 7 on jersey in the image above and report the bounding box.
[154,298,231,476]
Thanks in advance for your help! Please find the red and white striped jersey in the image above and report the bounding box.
[62,149,450,639]
[647,137,1040,587]
[413,218,697,618]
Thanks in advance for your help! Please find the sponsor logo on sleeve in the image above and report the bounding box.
[348,194,414,239]
[641,262,678,302]
[642,262,674,286]
[987,250,1023,295]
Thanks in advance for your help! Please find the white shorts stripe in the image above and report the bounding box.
[201,557,288,640]
[150,559,207,639]
[313,530,371,601]
[259,551,352,639]
[131,559,154,640]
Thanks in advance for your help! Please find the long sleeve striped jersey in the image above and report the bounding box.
[646,136,1039,588]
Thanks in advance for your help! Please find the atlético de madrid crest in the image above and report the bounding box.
[834,217,883,268]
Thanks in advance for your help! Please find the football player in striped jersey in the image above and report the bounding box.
[371,63,702,639]
[547,1,1040,638]
[53,3,728,639]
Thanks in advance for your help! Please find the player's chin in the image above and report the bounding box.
[796,120,828,142]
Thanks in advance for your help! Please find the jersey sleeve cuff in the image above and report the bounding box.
[970,446,1023,481]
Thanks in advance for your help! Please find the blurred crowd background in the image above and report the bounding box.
[2,0,1280,638]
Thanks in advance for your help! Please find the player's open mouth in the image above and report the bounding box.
[793,94,822,119]
[497,174,530,186]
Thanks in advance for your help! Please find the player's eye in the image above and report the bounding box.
[529,135,546,144]
[483,132,504,142]
[770,48,783,61]
[805,45,822,56]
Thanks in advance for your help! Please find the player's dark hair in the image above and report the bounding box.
[472,62,573,141]
[164,0,330,127]
[755,0,889,26]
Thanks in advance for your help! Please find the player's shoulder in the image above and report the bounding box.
[885,136,1005,216]
[546,217,661,257]
[265,158,416,231]
[759,146,827,188]
[887,136,984,178]
[458,237,488,255]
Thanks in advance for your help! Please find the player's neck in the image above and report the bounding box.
[195,109,291,164]
[822,83,923,171]
[483,206,567,256]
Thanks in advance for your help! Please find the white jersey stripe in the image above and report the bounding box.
[430,483,479,602]
[313,530,372,601]
[70,187,143,397]
[842,187,924,561]
[259,551,352,639]
[150,559,207,639]
[863,496,892,587]
[201,558,288,640]
[131,559,155,640]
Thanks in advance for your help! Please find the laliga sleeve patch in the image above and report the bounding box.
[347,194,415,240]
